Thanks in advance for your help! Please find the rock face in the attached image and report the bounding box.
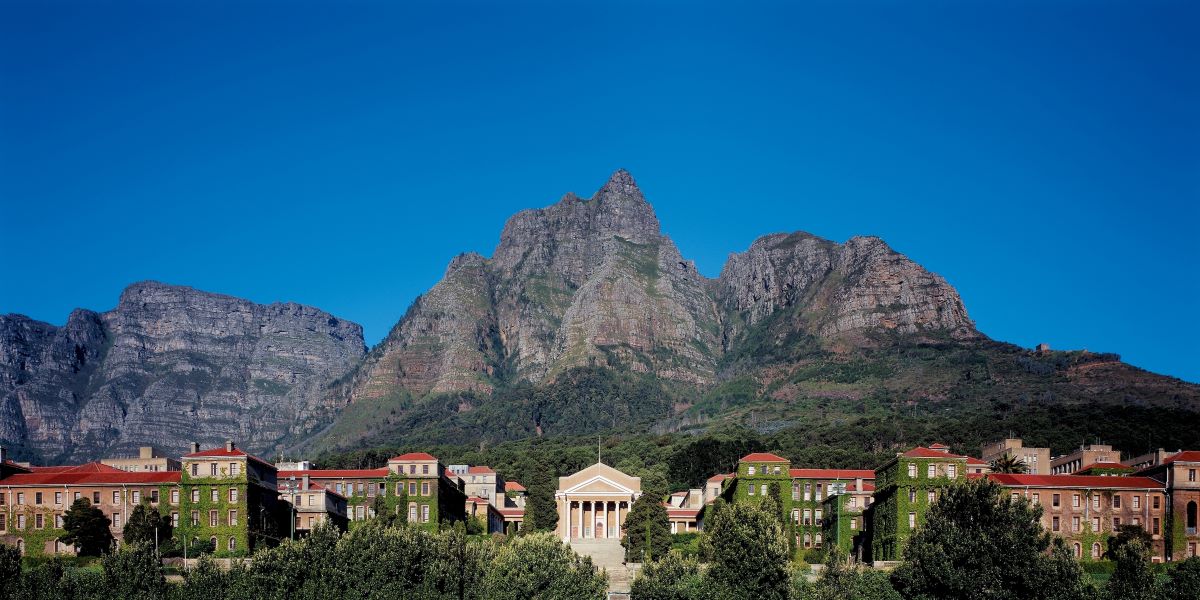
[717,232,977,346]
[0,282,365,462]
[347,170,976,404]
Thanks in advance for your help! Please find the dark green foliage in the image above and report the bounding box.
[988,454,1029,474]
[479,532,607,600]
[793,546,901,600]
[1105,538,1158,600]
[100,544,167,600]
[122,502,173,548]
[60,498,114,556]
[0,544,20,598]
[630,553,706,600]
[621,495,671,562]
[175,555,235,600]
[1162,557,1200,600]
[666,431,764,489]
[1106,524,1152,558]
[701,500,791,600]
[890,479,1093,600]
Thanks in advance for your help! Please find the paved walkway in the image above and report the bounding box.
[569,538,633,595]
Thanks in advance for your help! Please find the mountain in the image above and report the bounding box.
[7,171,1199,463]
[0,282,365,462]
[309,171,1200,454]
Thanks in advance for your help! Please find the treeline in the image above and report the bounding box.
[0,523,605,600]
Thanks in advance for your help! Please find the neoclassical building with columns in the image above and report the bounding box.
[555,462,641,542]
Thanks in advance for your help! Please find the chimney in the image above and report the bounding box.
[302,473,310,491]
[225,440,235,452]
[189,442,200,454]
[855,477,864,492]
[139,446,154,459]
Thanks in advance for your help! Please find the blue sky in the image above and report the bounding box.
[1,1,1197,382]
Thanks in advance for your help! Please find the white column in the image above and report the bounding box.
[615,501,621,538]
[589,501,596,538]
[604,501,610,538]
[560,495,568,542]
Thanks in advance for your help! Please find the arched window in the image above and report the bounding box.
[209,536,217,551]
[1072,543,1082,558]
[803,533,811,548]
[1092,543,1101,559]
[16,539,25,556]
[228,537,236,551]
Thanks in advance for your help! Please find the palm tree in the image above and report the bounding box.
[990,454,1030,474]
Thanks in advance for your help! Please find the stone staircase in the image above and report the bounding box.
[569,538,633,594]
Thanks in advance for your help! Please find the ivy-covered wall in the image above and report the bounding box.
[870,455,967,561]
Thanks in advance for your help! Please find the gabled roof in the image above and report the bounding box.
[466,466,495,475]
[278,468,389,479]
[389,452,438,462]
[184,447,275,469]
[0,470,182,486]
[707,473,733,483]
[740,452,789,463]
[928,443,950,450]
[504,481,526,492]
[788,468,875,480]
[986,473,1165,490]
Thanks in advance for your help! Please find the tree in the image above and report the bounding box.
[1162,556,1200,600]
[59,497,114,556]
[701,500,791,600]
[101,544,167,600]
[479,532,607,600]
[891,479,1092,600]
[630,552,707,600]
[122,502,172,549]
[988,454,1029,474]
[1106,523,1152,558]
[0,543,20,598]
[794,546,901,600]
[1105,538,1158,600]
[524,466,558,532]
[621,494,671,562]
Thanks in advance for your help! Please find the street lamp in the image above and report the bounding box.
[279,475,300,541]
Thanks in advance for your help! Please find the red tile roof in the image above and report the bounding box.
[466,496,490,504]
[390,452,438,461]
[986,473,1165,489]
[498,508,525,517]
[1161,451,1200,465]
[28,462,126,474]
[707,473,733,483]
[966,457,988,465]
[903,447,972,460]
[788,468,875,480]
[0,470,182,486]
[740,452,789,463]
[184,447,275,469]
[929,443,949,449]
[278,468,389,479]
[666,508,701,518]
[466,466,495,474]
[504,481,526,492]
[847,482,875,492]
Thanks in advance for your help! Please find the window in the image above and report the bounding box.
[1052,516,1060,532]
[55,514,63,528]
[308,495,314,506]
[909,489,917,503]
[815,486,822,502]
[773,466,781,475]
[1133,496,1141,509]
[1053,494,1060,508]
[191,511,199,526]
[1073,543,1082,558]
[211,489,219,502]
[1072,494,1081,508]
[1153,517,1160,535]
[792,510,799,524]
[815,533,823,547]
[792,484,800,501]
[1189,469,1197,483]
[74,492,80,502]
[192,489,200,503]
[908,464,917,478]
[803,533,811,548]
[1132,517,1141,527]
[229,510,238,526]
[113,491,121,504]
[803,509,812,525]
[408,465,416,474]
[947,465,956,479]
[336,483,344,494]
[209,536,217,549]
[748,485,755,496]
[171,513,179,527]
[93,492,100,504]
[55,492,62,504]
[210,510,218,526]
[0,493,5,505]
[17,492,25,505]
[850,518,858,531]
[356,505,365,520]
[423,482,431,496]
[17,515,26,529]
[804,483,812,501]
[1072,516,1080,532]
[113,513,121,528]
[1092,496,1100,509]
[1153,496,1160,510]
[378,482,386,496]
[132,491,140,504]
[928,491,937,504]
[396,483,405,496]
[229,488,238,503]
[191,464,198,477]
[35,513,43,529]
[1011,493,1020,501]
[171,489,179,504]
[927,465,936,478]
[761,484,768,497]
[422,505,430,522]
[1093,517,1100,532]
[0,518,5,532]
[908,512,916,529]
[409,482,417,495]
[815,509,822,521]
[849,497,857,508]
[230,462,239,476]
[150,489,159,503]
[228,537,236,551]
[1114,517,1121,528]
[747,466,756,475]
[408,503,418,522]
[1114,495,1122,508]
[422,465,430,475]
[210,463,218,476]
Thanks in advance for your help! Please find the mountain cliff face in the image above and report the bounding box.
[0,282,365,462]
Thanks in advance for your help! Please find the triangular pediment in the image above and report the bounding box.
[558,462,642,495]
[566,476,633,495]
